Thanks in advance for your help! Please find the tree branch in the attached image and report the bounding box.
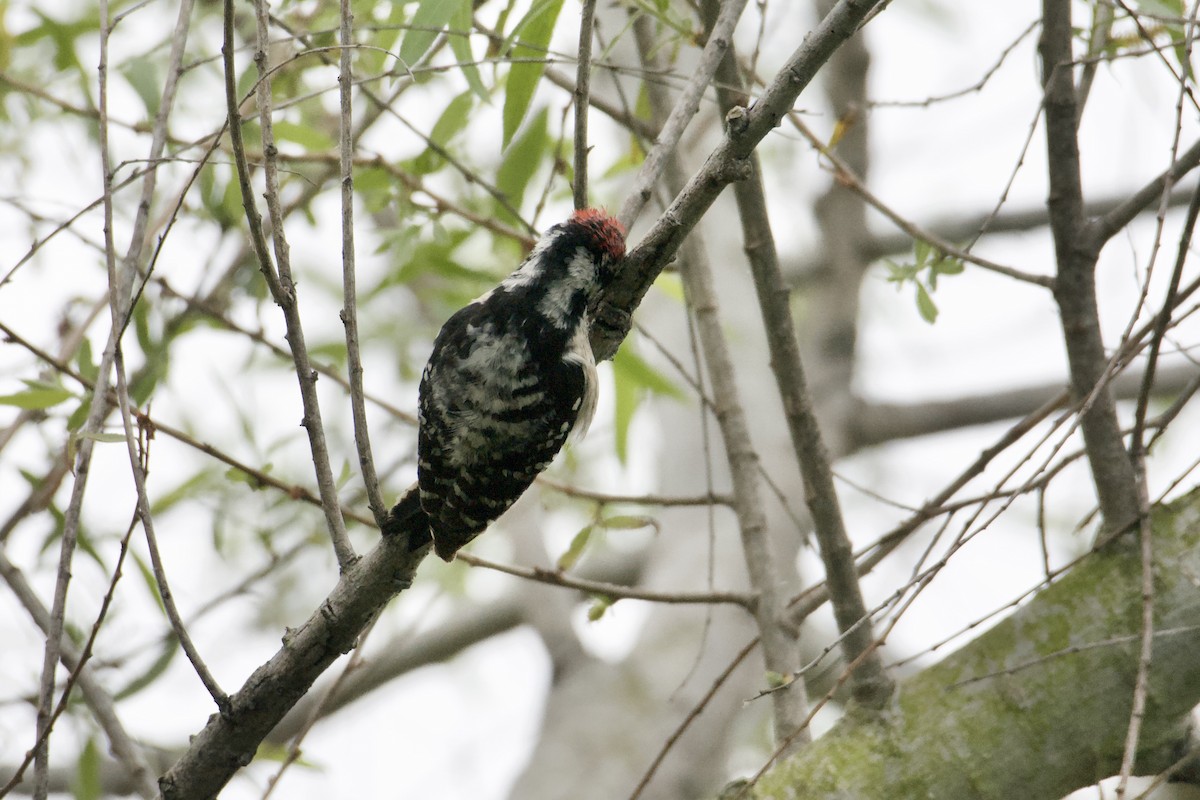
[337,0,387,528]
[572,0,597,209]
[747,490,1200,799]
[593,0,890,361]
[850,361,1200,448]
[703,0,893,710]
[225,0,356,568]
[157,526,431,799]
[1039,0,1141,534]
[630,10,811,747]
[156,2,893,792]
[617,0,751,230]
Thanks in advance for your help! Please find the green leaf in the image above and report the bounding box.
[132,551,165,613]
[765,670,792,689]
[399,0,459,69]
[75,337,98,382]
[430,91,475,147]
[495,105,549,220]
[913,237,931,266]
[501,0,564,149]
[411,90,476,174]
[225,463,272,490]
[273,120,334,152]
[914,282,938,324]
[119,55,161,117]
[610,346,683,463]
[612,347,683,399]
[73,737,102,800]
[0,384,73,409]
[597,514,656,531]
[557,524,594,571]
[1134,0,1182,15]
[75,431,126,444]
[587,594,614,621]
[932,256,964,276]
[612,361,636,464]
[336,458,353,490]
[450,0,489,100]
[151,469,213,515]
[115,637,178,700]
[652,271,685,302]
[254,740,317,768]
[67,395,90,431]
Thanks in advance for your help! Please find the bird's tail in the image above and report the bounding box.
[382,482,433,553]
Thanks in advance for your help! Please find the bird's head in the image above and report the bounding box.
[564,208,626,284]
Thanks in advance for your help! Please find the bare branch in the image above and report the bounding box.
[593,0,891,361]
[457,552,757,609]
[851,361,1200,448]
[157,530,431,799]
[0,550,157,798]
[573,0,597,209]
[1088,137,1200,246]
[224,0,356,568]
[632,9,812,746]
[337,0,386,527]
[1040,0,1140,533]
[703,0,892,709]
[617,0,751,230]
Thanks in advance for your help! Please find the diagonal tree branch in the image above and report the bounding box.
[616,0,751,230]
[156,531,431,799]
[156,2,893,793]
[593,0,890,361]
[702,0,893,710]
[748,490,1200,800]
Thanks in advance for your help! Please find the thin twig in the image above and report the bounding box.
[573,0,597,209]
[593,0,895,363]
[617,0,751,230]
[1076,1,1114,124]
[229,0,355,568]
[33,1,119,791]
[1117,129,1200,800]
[626,638,759,800]
[262,614,382,798]
[23,0,198,779]
[337,0,387,527]
[788,113,1055,288]
[536,475,733,506]
[456,553,757,609]
[1089,136,1200,245]
[0,549,157,799]
[114,348,229,709]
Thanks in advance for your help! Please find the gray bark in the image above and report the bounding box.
[749,489,1200,799]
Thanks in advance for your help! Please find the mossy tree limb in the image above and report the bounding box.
[752,489,1200,800]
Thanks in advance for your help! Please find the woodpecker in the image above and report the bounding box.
[390,209,626,561]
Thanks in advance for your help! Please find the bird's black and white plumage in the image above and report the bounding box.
[394,209,626,561]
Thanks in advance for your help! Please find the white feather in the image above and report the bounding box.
[564,319,598,441]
